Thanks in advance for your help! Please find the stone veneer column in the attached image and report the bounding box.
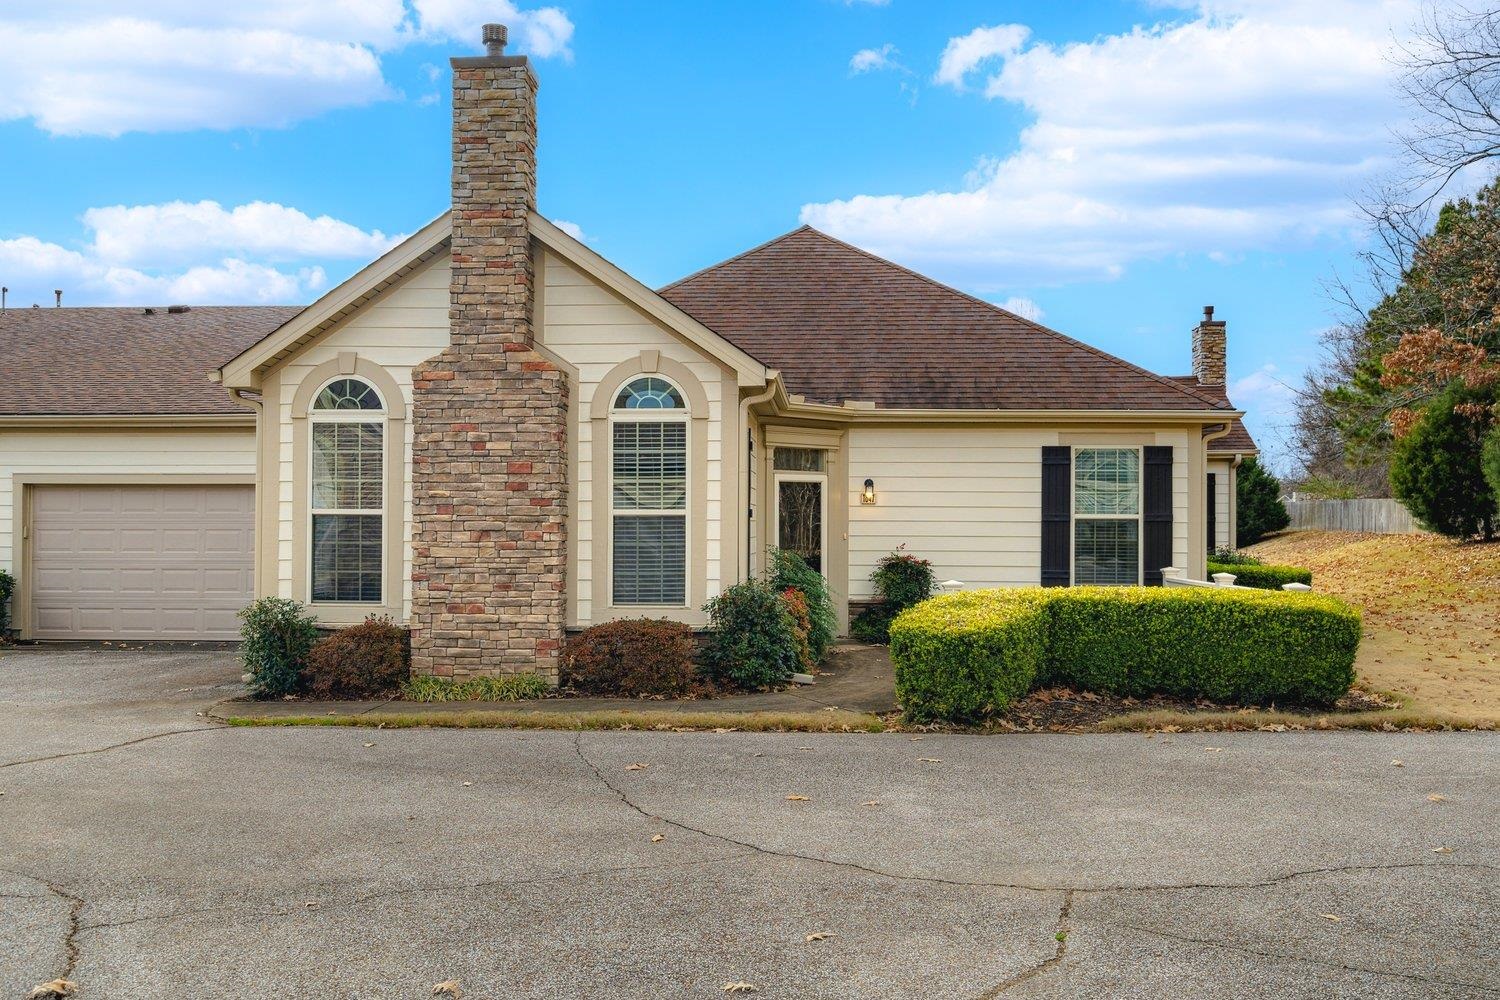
[409,24,569,680]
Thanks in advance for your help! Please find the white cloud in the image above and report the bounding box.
[0,1,574,136]
[850,44,901,74]
[803,1,1417,290]
[84,200,398,267]
[934,24,1029,90]
[0,199,387,305]
[845,0,892,6]
[998,296,1044,322]
[552,219,589,243]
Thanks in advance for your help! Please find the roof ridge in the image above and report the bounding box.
[656,225,816,294]
[786,227,1230,411]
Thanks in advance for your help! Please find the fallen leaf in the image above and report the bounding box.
[1320,913,1342,922]
[909,736,924,741]
[1427,793,1448,802]
[462,781,473,787]
[861,800,880,807]
[805,932,833,942]
[722,984,759,994]
[798,746,815,751]
[431,981,462,998]
[1204,747,1224,753]
[1391,759,1405,767]
[917,758,944,763]
[786,795,810,801]
[363,742,375,748]
[304,901,320,909]
[651,834,665,843]
[27,980,76,999]
[625,763,649,771]
[1432,846,1454,854]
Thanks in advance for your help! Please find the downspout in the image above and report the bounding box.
[740,377,779,581]
[229,387,265,598]
[1199,423,1233,577]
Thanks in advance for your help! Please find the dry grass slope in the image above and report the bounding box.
[1245,531,1500,724]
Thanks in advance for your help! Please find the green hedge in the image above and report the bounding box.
[1206,561,1312,590]
[890,587,1360,722]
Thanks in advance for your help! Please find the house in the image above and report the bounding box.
[0,25,1257,675]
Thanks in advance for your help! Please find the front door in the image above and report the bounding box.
[774,473,826,574]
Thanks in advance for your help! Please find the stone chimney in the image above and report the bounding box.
[1191,305,1226,386]
[409,24,569,680]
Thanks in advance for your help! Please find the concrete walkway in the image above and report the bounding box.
[222,641,898,721]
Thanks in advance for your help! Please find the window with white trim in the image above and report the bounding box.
[310,377,384,602]
[611,376,687,605]
[1073,447,1140,585]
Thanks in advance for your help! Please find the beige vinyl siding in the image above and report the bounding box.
[0,426,256,629]
[846,426,1196,598]
[539,251,730,626]
[1209,458,1233,551]
[269,254,449,619]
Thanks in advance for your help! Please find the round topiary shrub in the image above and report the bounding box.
[702,579,799,690]
[302,615,410,699]
[561,618,699,698]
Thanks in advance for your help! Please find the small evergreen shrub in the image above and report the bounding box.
[851,547,934,643]
[769,549,835,662]
[1208,547,1262,566]
[403,673,549,702]
[561,619,698,698]
[302,616,411,699]
[890,587,1360,722]
[237,597,320,699]
[0,568,14,640]
[780,587,816,674]
[702,579,799,690]
[1206,561,1313,590]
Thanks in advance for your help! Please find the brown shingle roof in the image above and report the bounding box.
[659,226,1233,412]
[0,306,299,416]
[1165,377,1258,452]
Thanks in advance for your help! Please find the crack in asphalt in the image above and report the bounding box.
[0,726,222,770]
[571,733,1497,895]
[69,851,758,935]
[0,867,84,980]
[974,890,1074,998]
[1113,921,1500,994]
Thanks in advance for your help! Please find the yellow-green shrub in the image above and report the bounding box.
[890,587,1360,722]
[1205,561,1312,590]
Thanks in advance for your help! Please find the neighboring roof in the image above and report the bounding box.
[659,226,1233,413]
[0,306,298,417]
[1166,377,1259,453]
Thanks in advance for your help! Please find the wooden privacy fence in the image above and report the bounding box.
[1285,498,1424,534]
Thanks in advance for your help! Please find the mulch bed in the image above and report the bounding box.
[971,686,1396,733]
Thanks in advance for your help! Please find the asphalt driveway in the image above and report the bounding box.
[0,646,1495,999]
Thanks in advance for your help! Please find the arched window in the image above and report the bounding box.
[611,377,687,605]
[309,377,385,603]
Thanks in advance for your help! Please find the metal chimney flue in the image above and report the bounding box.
[482,23,507,56]
[54,289,62,308]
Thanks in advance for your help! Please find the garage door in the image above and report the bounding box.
[29,485,254,640]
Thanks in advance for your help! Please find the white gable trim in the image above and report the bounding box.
[529,214,768,388]
[218,211,770,391]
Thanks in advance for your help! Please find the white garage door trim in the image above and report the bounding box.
[15,474,255,641]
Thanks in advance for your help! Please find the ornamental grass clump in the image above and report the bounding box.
[890,587,1360,723]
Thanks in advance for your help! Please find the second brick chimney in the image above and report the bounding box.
[1191,305,1226,387]
[409,24,569,680]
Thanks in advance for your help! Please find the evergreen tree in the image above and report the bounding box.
[1236,457,1290,546]
[1390,383,1498,540]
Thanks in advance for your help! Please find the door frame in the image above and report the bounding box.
[772,470,829,578]
[11,473,255,641]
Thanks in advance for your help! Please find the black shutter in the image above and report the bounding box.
[1041,446,1071,587]
[1206,472,1217,554]
[1143,446,1173,586]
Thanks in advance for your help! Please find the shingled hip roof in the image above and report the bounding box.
[658,226,1234,413]
[0,306,299,416]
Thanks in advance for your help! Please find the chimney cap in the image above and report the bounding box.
[1202,305,1215,322]
[482,23,507,56]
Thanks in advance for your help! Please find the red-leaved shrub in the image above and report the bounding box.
[302,616,410,699]
[561,619,699,697]
[780,587,815,674]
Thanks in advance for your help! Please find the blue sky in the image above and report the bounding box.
[0,1,1430,470]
